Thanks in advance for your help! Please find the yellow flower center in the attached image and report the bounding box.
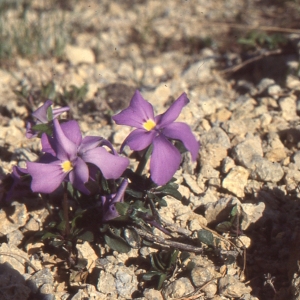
[61,160,73,173]
[143,119,156,131]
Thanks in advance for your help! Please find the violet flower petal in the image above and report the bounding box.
[27,161,67,193]
[120,129,156,152]
[60,120,82,146]
[150,135,181,185]
[81,147,129,179]
[32,100,53,123]
[155,93,189,128]
[111,179,128,204]
[162,122,200,161]
[52,106,70,119]
[69,157,90,194]
[102,201,120,222]
[78,136,103,154]
[41,133,56,156]
[26,121,37,139]
[52,119,77,161]
[112,90,155,128]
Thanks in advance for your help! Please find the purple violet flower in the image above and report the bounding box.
[101,179,128,222]
[26,100,69,138]
[26,119,129,194]
[112,90,200,185]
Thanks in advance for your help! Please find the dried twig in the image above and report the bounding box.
[219,49,282,74]
[133,227,203,253]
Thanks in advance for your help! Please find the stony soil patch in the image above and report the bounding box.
[1,1,300,300]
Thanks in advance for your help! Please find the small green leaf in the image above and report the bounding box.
[115,202,130,216]
[157,273,167,290]
[77,231,94,242]
[230,205,238,217]
[124,228,140,248]
[104,234,131,253]
[169,249,179,266]
[142,270,162,281]
[31,123,52,135]
[41,232,61,240]
[47,106,53,122]
[215,221,232,233]
[150,253,166,271]
[197,229,214,247]
[155,184,182,200]
[125,188,143,198]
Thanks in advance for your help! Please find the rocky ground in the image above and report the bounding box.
[1,0,300,299]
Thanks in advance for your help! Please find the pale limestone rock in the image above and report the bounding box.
[221,156,236,174]
[279,95,298,121]
[219,275,251,298]
[0,243,30,274]
[0,202,27,235]
[222,166,249,197]
[65,44,95,65]
[240,202,266,230]
[200,143,227,168]
[183,174,202,195]
[163,277,194,299]
[235,236,251,248]
[76,242,98,272]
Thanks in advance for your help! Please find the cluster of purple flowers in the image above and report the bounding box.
[8,91,199,220]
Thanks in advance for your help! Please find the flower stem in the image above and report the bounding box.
[63,182,70,237]
[135,145,153,176]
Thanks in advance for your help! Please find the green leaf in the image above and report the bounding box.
[150,253,166,271]
[124,228,140,248]
[169,249,179,267]
[142,270,162,281]
[157,273,167,290]
[47,106,53,122]
[104,234,131,253]
[230,205,238,217]
[155,184,182,200]
[31,123,52,135]
[77,231,94,242]
[125,188,143,199]
[197,229,214,247]
[41,232,61,240]
[215,221,232,233]
[115,202,130,216]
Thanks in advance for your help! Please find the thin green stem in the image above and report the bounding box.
[63,182,70,237]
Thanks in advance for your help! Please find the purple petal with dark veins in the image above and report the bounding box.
[150,135,181,185]
[81,147,129,179]
[60,120,82,146]
[69,157,90,194]
[27,160,66,193]
[120,128,156,152]
[52,119,77,161]
[162,122,200,161]
[155,93,189,128]
[112,90,155,128]
[32,100,53,123]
